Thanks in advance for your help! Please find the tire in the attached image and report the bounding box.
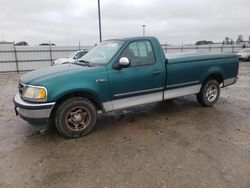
[196,79,220,107]
[55,97,97,138]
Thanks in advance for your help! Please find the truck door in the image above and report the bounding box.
[107,40,165,110]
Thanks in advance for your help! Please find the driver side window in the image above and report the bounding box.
[121,40,155,67]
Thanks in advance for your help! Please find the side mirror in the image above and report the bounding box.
[113,57,130,69]
[119,57,130,67]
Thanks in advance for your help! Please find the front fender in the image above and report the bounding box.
[43,67,111,103]
[47,79,111,104]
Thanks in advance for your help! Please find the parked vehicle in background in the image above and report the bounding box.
[14,36,239,138]
[39,43,56,46]
[53,50,89,65]
[237,48,250,61]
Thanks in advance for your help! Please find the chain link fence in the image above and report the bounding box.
[0,43,93,73]
[0,42,248,73]
[162,43,248,54]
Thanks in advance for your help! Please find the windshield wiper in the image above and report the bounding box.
[76,60,92,67]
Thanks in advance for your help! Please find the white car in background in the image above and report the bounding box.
[237,48,250,61]
[53,50,88,65]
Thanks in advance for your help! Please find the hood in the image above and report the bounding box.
[54,58,75,64]
[20,64,96,85]
[237,52,248,56]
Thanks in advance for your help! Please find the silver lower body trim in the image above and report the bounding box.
[224,77,237,87]
[103,84,202,112]
[103,92,163,112]
[164,84,201,100]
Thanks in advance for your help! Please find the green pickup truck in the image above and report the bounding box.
[14,37,239,138]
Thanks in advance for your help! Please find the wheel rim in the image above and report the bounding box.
[205,84,218,102]
[65,106,91,131]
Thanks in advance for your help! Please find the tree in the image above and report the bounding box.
[230,38,234,45]
[195,40,214,45]
[236,35,244,44]
[15,41,28,46]
[225,37,230,45]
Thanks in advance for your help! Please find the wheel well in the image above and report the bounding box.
[50,92,103,119]
[204,74,223,85]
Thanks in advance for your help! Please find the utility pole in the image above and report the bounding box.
[66,32,69,47]
[98,0,102,42]
[142,25,146,36]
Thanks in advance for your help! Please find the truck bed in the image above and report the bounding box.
[166,52,237,64]
[164,51,238,90]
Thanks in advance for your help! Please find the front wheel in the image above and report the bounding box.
[55,97,97,138]
[197,79,220,107]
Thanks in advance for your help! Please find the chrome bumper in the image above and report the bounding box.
[13,93,55,123]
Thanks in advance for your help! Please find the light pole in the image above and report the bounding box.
[142,25,146,36]
[98,0,102,42]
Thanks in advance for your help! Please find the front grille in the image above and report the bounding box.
[18,82,25,96]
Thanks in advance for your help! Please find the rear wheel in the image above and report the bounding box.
[197,79,220,107]
[55,97,97,138]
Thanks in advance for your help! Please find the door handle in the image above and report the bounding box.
[153,71,161,75]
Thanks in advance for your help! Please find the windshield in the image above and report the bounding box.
[239,48,250,53]
[79,41,124,65]
[69,51,79,59]
[74,51,87,59]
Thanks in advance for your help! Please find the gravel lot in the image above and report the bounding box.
[0,62,250,188]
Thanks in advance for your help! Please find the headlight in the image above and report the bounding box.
[22,85,47,102]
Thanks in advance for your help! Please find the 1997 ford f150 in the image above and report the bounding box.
[14,37,239,138]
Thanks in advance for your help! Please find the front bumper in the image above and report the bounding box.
[13,93,55,125]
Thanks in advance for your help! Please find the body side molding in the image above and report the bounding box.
[114,87,164,97]
[166,81,199,89]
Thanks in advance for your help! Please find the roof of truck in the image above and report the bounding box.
[104,36,156,42]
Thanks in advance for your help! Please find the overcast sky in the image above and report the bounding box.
[0,0,249,45]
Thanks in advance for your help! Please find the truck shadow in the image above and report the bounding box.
[27,95,228,138]
[94,96,201,131]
